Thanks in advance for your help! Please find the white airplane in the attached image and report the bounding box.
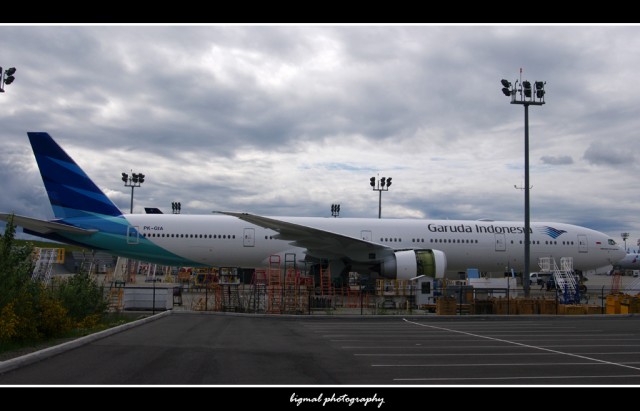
[613,253,640,270]
[0,132,627,282]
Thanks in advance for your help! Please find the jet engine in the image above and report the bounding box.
[379,249,447,280]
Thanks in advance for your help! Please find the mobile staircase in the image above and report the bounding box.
[539,256,579,303]
[31,247,64,284]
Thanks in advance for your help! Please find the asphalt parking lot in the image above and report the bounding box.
[1,272,638,409]
[2,311,640,387]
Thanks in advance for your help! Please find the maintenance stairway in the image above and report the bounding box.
[31,247,65,284]
[539,256,580,303]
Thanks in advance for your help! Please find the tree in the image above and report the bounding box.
[0,215,40,342]
[0,214,35,308]
[55,271,108,322]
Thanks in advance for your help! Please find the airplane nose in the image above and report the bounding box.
[613,245,627,263]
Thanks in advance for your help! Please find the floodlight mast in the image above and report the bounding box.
[121,171,145,213]
[369,176,392,219]
[500,76,546,297]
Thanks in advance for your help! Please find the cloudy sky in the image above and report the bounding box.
[1,24,638,252]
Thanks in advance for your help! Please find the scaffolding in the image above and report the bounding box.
[267,255,283,313]
[192,267,218,290]
[376,279,413,296]
[249,269,268,312]
[107,282,125,311]
[375,279,416,309]
[340,286,367,308]
[280,253,300,313]
[124,262,174,284]
[111,257,139,283]
[113,257,128,283]
[218,267,241,312]
[319,259,332,296]
[31,247,64,284]
[611,269,622,294]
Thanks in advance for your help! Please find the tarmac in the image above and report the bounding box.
[0,275,640,384]
[2,310,640,387]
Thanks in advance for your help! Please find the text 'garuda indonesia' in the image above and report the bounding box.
[427,223,530,234]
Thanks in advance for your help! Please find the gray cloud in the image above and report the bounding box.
[583,141,636,166]
[1,24,640,250]
[540,155,573,165]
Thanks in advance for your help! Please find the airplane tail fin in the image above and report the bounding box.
[27,132,124,220]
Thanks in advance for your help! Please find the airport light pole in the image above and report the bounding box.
[331,204,340,218]
[370,175,392,219]
[121,171,144,283]
[172,202,181,214]
[121,171,145,214]
[501,74,546,297]
[621,232,629,253]
[0,66,16,93]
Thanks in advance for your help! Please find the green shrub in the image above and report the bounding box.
[2,291,40,342]
[37,294,73,338]
[54,272,109,322]
[0,215,35,309]
[1,214,110,347]
[0,302,19,341]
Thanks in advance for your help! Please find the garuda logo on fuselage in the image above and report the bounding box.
[538,226,567,239]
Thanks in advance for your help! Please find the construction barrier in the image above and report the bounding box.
[606,294,622,314]
[472,300,494,315]
[586,305,601,314]
[436,296,457,315]
[558,304,586,315]
[492,297,517,315]
[516,299,535,315]
[536,299,556,315]
[620,296,640,314]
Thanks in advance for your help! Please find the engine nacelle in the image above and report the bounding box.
[379,249,447,280]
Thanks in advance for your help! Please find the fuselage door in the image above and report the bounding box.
[243,228,255,247]
[578,234,588,253]
[361,230,373,242]
[127,225,139,245]
[495,233,506,251]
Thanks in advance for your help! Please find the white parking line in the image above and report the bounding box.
[374,362,640,367]
[394,374,640,382]
[356,351,640,356]
[402,318,640,372]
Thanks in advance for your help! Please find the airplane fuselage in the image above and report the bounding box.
[53,214,624,276]
[613,253,640,270]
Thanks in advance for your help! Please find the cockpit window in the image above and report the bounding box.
[608,239,617,245]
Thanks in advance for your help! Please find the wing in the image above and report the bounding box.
[0,213,97,235]
[217,211,394,261]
